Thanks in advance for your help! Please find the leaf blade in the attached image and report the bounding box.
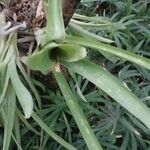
[2,85,16,150]
[65,36,150,70]
[64,59,150,129]
[54,71,103,150]
[8,56,33,118]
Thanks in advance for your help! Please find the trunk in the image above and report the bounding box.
[62,0,81,27]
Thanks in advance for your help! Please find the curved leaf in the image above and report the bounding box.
[64,59,150,129]
[53,44,87,62]
[54,72,103,150]
[0,12,6,55]
[2,85,16,150]
[0,72,9,104]
[65,36,150,70]
[21,43,57,74]
[16,59,41,109]
[8,56,33,118]
[69,22,114,43]
[32,112,76,150]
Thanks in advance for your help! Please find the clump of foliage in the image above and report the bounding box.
[0,0,150,150]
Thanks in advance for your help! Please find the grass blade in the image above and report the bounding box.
[32,112,76,150]
[120,132,129,150]
[16,108,40,135]
[14,116,21,149]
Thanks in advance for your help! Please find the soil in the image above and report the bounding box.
[10,0,41,27]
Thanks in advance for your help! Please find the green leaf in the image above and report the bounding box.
[69,22,118,63]
[14,116,21,149]
[0,71,9,104]
[69,22,114,43]
[71,19,112,30]
[130,132,137,150]
[65,36,150,70]
[32,112,76,150]
[0,34,15,71]
[16,108,40,135]
[21,43,57,74]
[3,85,16,150]
[54,44,87,62]
[46,0,65,43]
[120,132,129,150]
[0,33,14,62]
[16,59,41,109]
[73,13,110,24]
[64,59,150,129]
[0,12,6,56]
[8,56,33,118]
[11,134,22,150]
[69,70,87,102]
[54,71,103,150]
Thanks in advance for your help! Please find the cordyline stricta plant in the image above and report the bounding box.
[0,0,150,150]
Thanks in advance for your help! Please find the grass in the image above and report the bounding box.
[0,0,150,149]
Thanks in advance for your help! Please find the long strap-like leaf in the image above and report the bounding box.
[8,56,33,118]
[64,59,150,129]
[65,36,150,70]
[54,71,103,150]
[2,84,16,150]
[32,112,76,150]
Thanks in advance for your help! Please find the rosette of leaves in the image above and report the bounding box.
[22,0,87,74]
[22,0,150,150]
